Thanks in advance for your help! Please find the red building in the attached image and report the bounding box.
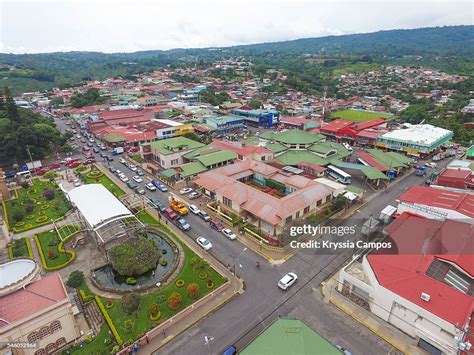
[320,118,387,146]
[435,168,474,190]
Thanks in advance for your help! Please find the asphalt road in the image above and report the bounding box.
[51,115,455,355]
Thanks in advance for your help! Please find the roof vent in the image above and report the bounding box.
[420,292,431,302]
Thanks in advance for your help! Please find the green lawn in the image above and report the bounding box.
[331,109,393,122]
[3,178,71,232]
[36,229,72,268]
[63,324,114,355]
[8,237,32,259]
[79,166,125,198]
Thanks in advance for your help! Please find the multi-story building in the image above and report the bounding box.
[230,108,280,128]
[376,124,453,157]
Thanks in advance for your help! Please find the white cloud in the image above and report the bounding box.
[0,0,471,53]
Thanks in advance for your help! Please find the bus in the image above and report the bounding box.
[326,165,352,184]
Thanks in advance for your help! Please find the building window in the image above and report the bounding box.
[171,159,179,166]
[316,199,322,206]
[223,197,232,208]
[285,216,292,224]
[50,320,62,333]
[28,331,41,342]
[296,211,300,219]
[34,350,47,355]
[45,343,56,353]
[55,337,67,348]
[39,326,51,338]
[304,206,310,214]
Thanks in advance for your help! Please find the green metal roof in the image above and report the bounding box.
[195,150,237,167]
[309,142,352,157]
[361,165,389,180]
[261,130,325,145]
[150,137,205,155]
[240,319,340,355]
[345,185,364,195]
[206,115,244,125]
[265,142,288,153]
[466,145,474,158]
[367,149,407,169]
[275,150,328,166]
[160,169,178,177]
[179,162,208,177]
[385,151,414,165]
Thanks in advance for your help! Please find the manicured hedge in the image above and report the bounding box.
[34,231,78,271]
[79,289,94,303]
[7,238,34,260]
[95,296,123,346]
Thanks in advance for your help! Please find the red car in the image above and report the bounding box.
[48,163,61,169]
[165,207,178,220]
[67,161,81,168]
[83,158,96,165]
[35,168,49,176]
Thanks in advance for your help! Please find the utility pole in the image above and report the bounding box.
[26,145,35,178]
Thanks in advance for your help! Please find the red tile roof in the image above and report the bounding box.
[0,274,67,327]
[368,213,474,326]
[320,119,353,133]
[281,116,310,126]
[398,186,474,218]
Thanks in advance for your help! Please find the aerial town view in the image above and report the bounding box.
[0,1,472,354]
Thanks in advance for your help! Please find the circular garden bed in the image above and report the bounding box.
[36,215,49,223]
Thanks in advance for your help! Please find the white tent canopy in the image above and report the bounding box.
[68,184,134,230]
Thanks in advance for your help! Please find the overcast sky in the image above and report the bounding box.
[0,0,472,54]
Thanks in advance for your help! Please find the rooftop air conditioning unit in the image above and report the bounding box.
[420,292,431,302]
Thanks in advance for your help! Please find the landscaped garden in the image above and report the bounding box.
[7,237,33,259]
[2,178,71,233]
[65,210,227,352]
[78,166,125,198]
[34,225,79,270]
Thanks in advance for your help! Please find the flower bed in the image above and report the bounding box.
[35,227,78,270]
[7,238,33,259]
[3,178,71,233]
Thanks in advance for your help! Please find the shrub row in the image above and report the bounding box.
[95,296,123,346]
[79,289,94,303]
[34,232,78,271]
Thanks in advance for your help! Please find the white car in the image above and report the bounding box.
[129,165,138,172]
[145,183,156,191]
[119,175,129,182]
[425,162,437,168]
[196,237,212,251]
[132,175,142,183]
[119,157,126,164]
[115,169,122,175]
[179,187,193,195]
[222,228,237,240]
[189,204,200,214]
[278,272,298,290]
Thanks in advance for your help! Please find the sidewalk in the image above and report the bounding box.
[321,272,425,355]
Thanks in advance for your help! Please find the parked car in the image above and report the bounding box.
[425,162,437,168]
[157,183,168,192]
[176,218,191,231]
[196,237,212,251]
[222,228,237,240]
[106,155,113,161]
[134,186,146,195]
[336,345,352,355]
[88,138,95,143]
[109,166,116,173]
[129,165,138,172]
[114,169,122,175]
[119,175,129,183]
[278,273,298,290]
[99,145,107,150]
[179,187,193,195]
[132,175,142,183]
[165,207,178,220]
[198,210,211,222]
[86,142,93,147]
[151,198,167,213]
[210,219,224,231]
[137,170,144,176]
[127,181,137,190]
[93,147,100,153]
[146,183,157,191]
[119,157,126,164]
[189,204,200,214]
[188,191,201,200]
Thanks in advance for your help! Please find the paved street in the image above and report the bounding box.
[51,115,455,355]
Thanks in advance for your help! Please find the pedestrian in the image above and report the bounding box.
[145,335,149,344]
